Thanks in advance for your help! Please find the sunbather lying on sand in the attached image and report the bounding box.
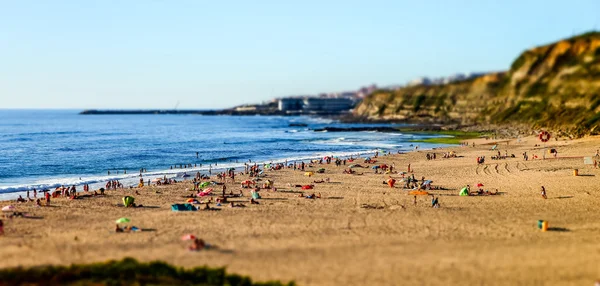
[229,202,246,208]
[313,178,330,183]
[115,225,140,233]
[188,238,216,251]
[306,193,321,199]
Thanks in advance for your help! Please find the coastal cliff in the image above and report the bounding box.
[354,32,600,136]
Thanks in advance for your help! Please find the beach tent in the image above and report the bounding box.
[387,178,396,188]
[122,196,135,207]
[459,187,469,196]
[171,204,197,211]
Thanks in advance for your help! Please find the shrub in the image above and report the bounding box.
[0,258,294,286]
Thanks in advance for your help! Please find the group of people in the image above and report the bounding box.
[105,181,122,190]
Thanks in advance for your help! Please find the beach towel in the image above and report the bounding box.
[171,204,198,211]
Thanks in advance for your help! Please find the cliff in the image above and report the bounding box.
[354,32,600,135]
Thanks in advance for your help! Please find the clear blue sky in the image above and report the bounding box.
[1,0,598,109]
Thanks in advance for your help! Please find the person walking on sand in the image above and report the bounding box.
[541,186,547,199]
[413,196,417,206]
[408,163,411,173]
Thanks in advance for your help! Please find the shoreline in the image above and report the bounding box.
[0,148,400,201]
[0,129,464,200]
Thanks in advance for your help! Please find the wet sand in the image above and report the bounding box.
[1,136,599,285]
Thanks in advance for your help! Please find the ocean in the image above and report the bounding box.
[0,110,449,198]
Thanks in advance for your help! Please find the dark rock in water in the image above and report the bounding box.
[289,123,308,127]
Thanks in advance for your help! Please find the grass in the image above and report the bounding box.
[408,130,487,145]
[0,257,295,286]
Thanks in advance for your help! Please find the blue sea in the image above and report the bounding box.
[0,110,449,198]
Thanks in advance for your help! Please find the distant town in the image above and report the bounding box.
[80,72,487,116]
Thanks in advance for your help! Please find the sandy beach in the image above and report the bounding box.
[1,135,599,285]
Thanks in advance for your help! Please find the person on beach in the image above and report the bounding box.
[0,220,3,235]
[541,186,547,199]
[413,196,417,206]
[189,238,206,251]
[44,191,50,206]
[431,196,440,208]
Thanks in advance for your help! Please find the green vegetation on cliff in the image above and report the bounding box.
[354,32,600,136]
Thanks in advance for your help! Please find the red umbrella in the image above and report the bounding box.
[477,183,484,187]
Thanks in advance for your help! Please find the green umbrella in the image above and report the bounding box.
[199,182,210,188]
[115,217,130,224]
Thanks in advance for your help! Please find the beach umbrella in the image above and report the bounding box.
[181,234,196,241]
[115,217,130,224]
[152,178,162,182]
[228,168,235,171]
[182,173,191,178]
[199,182,210,188]
[477,183,484,187]
[2,205,15,212]
[371,166,379,169]
[186,198,196,203]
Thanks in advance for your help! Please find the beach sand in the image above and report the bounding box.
[1,136,599,285]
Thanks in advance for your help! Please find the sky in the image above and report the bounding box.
[1,0,599,109]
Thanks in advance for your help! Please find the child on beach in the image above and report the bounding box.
[541,186,547,199]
